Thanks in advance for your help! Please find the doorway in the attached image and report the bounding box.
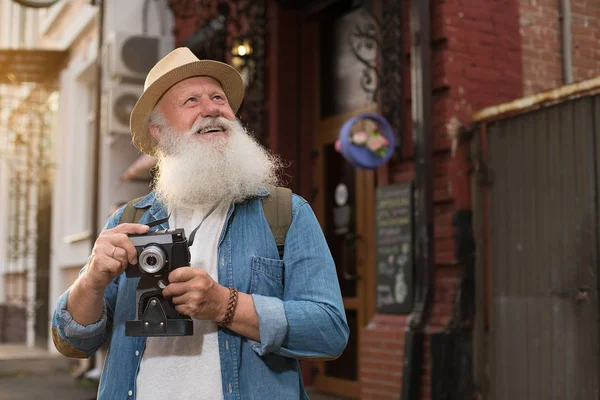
[299,3,378,398]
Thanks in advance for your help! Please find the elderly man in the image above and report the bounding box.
[51,48,348,400]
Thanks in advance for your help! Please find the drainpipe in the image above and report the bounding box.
[401,0,434,399]
[91,0,105,241]
[560,0,573,84]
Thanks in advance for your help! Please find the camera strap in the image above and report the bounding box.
[139,201,220,247]
[145,214,171,229]
[186,201,221,247]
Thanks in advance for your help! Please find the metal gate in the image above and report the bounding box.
[476,91,600,399]
[0,83,56,346]
[0,49,65,347]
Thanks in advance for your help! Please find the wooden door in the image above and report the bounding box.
[303,3,378,398]
[484,96,600,399]
[312,109,374,398]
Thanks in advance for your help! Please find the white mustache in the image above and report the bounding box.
[190,117,233,136]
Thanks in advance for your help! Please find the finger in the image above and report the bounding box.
[107,223,150,236]
[175,304,189,316]
[91,252,126,276]
[109,256,128,276]
[170,293,192,306]
[103,233,139,265]
[162,281,188,298]
[168,267,201,283]
[111,246,129,269]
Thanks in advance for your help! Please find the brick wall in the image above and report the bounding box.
[360,314,408,399]
[570,0,600,82]
[519,0,563,95]
[519,0,600,96]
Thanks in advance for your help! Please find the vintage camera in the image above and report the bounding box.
[125,228,193,337]
[126,229,190,278]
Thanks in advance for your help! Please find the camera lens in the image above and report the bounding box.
[139,245,166,274]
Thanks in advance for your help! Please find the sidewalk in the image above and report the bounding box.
[0,344,350,400]
[0,344,98,400]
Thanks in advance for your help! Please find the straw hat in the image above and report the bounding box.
[129,47,245,154]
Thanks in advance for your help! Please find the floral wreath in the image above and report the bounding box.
[336,113,396,169]
[336,128,390,157]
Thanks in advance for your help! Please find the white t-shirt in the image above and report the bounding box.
[136,201,229,400]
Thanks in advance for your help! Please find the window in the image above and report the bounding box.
[63,65,96,238]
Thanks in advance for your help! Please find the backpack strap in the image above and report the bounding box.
[119,196,151,224]
[262,186,292,259]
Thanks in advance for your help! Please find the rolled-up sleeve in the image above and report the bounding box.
[52,287,108,357]
[250,294,288,355]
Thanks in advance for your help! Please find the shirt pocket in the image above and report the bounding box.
[250,256,284,299]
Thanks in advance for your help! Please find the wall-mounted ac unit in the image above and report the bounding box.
[104,82,143,136]
[104,31,166,83]
[103,32,171,137]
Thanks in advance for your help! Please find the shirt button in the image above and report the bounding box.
[225,340,229,350]
[135,351,139,356]
[228,384,232,393]
[221,257,225,266]
[128,390,133,396]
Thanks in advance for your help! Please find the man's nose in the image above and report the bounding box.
[199,99,222,118]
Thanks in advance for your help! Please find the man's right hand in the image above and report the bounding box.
[66,223,150,327]
[84,223,150,292]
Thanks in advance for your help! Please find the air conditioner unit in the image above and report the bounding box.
[103,82,143,136]
[104,31,167,82]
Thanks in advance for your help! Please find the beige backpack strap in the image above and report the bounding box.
[119,196,150,224]
[262,186,292,259]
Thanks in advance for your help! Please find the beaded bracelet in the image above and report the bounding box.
[217,287,239,328]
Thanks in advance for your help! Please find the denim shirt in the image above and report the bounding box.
[51,189,349,399]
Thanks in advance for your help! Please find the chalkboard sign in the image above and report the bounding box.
[375,183,414,314]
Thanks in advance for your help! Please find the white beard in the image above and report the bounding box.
[152,116,281,208]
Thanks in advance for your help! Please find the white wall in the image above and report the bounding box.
[105,0,173,39]
[46,3,100,352]
[0,139,7,305]
[96,0,174,233]
[46,0,174,352]
[50,51,98,287]
[0,1,12,48]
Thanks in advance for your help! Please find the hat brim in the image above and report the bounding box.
[130,60,244,154]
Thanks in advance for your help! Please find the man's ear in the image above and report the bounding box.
[149,123,162,142]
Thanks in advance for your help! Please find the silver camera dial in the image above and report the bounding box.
[138,245,167,274]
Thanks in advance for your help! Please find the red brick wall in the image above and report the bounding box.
[519,0,563,95]
[519,0,600,96]
[571,0,600,81]
[361,315,408,399]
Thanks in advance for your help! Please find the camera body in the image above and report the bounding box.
[126,228,190,278]
[125,228,193,337]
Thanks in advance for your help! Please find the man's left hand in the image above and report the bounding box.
[162,267,229,322]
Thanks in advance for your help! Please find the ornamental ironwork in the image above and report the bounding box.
[347,0,403,156]
[167,0,266,143]
[378,0,402,152]
[0,84,55,311]
[348,8,380,102]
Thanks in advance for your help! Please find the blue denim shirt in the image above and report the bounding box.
[51,190,349,399]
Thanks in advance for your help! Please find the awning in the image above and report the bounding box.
[120,153,156,182]
[0,49,68,85]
